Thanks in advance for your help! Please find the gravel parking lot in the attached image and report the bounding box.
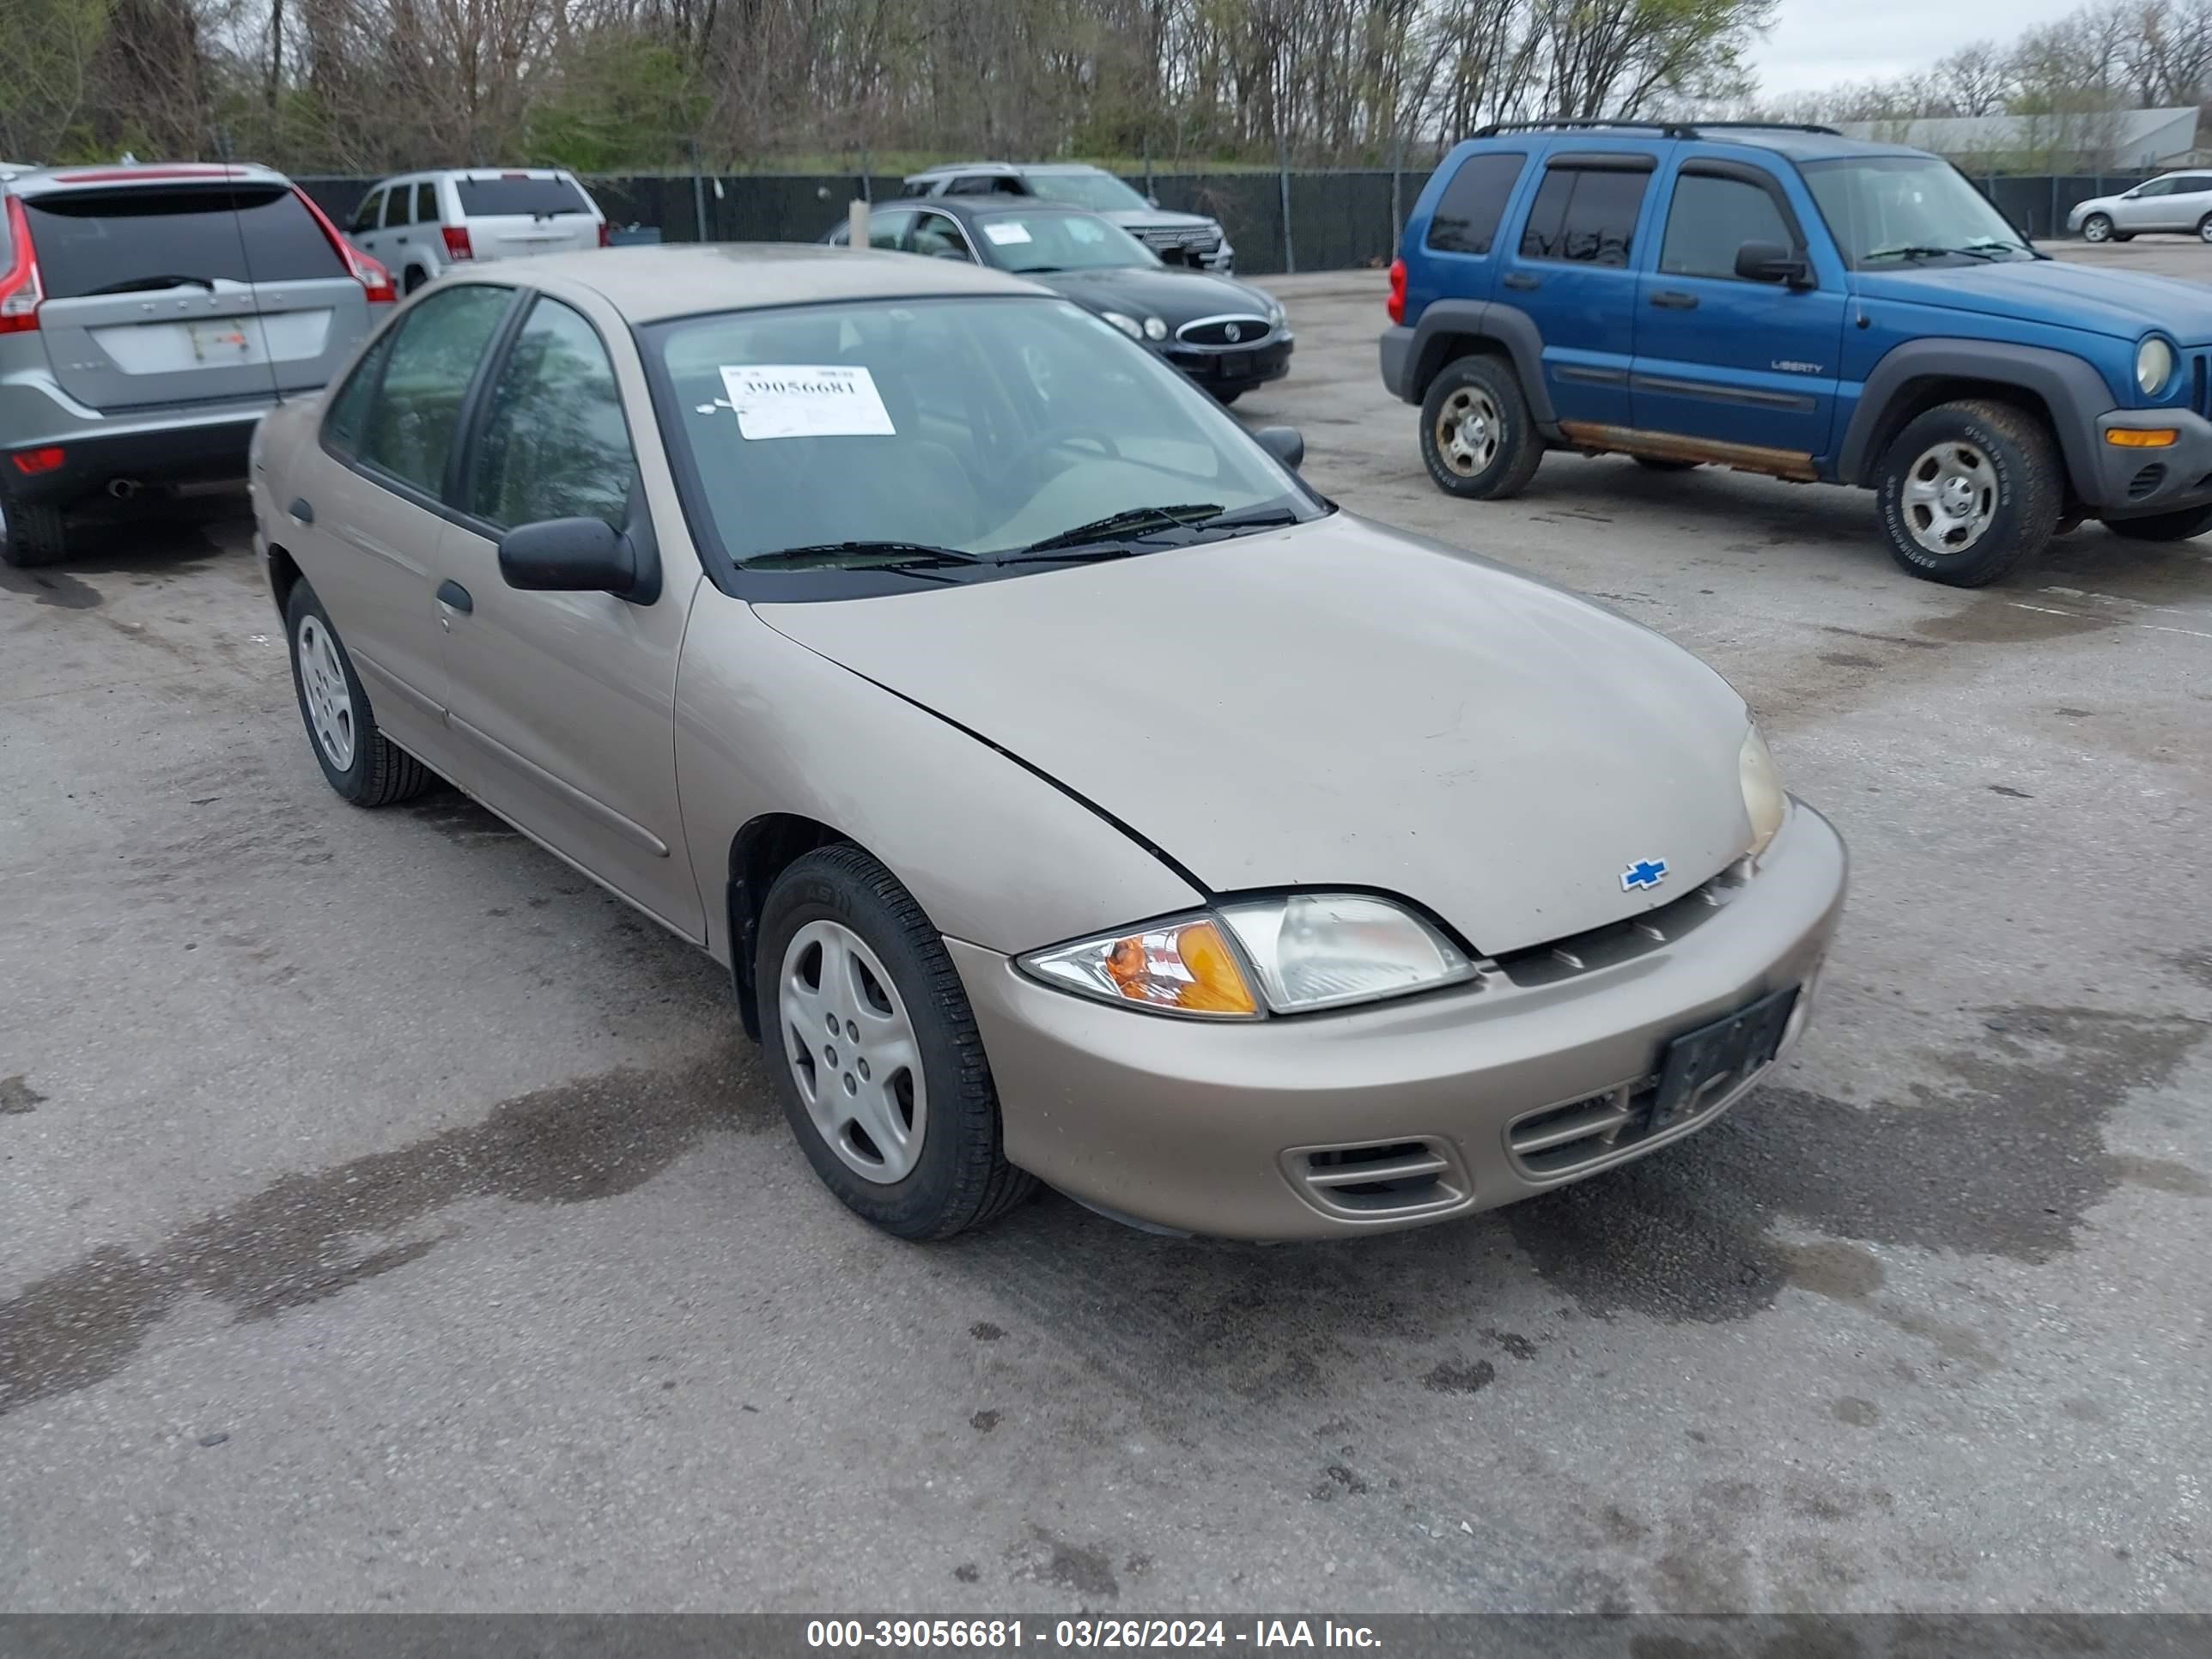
[3,241,2208,1615]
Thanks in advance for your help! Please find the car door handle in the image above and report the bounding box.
[1650,290,1698,310]
[288,496,314,524]
[1500,273,1540,291]
[435,579,472,614]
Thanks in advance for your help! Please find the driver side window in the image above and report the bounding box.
[909,213,973,260]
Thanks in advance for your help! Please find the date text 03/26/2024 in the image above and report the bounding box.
[806,1620,1383,1650]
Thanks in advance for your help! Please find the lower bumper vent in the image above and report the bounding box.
[2127,463,2167,501]
[1285,1137,1471,1220]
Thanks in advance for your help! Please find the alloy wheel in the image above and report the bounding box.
[1902,441,1997,556]
[1437,386,1502,477]
[295,613,356,770]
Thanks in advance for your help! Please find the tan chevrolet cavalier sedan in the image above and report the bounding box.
[249,246,1847,1241]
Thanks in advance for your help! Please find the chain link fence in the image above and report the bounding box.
[292,168,2178,276]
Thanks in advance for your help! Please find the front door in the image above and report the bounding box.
[1631,160,1847,467]
[2115,177,2178,233]
[1492,148,1667,429]
[431,291,705,939]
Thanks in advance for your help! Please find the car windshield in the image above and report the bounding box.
[1801,156,2036,267]
[1024,172,1152,213]
[651,295,1315,574]
[971,212,1158,273]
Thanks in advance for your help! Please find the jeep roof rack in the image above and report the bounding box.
[1469,118,1841,140]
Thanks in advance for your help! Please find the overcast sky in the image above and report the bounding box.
[1748,0,2083,94]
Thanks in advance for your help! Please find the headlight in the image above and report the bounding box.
[1142,316,1168,342]
[1099,310,1144,341]
[1265,296,1286,326]
[2137,337,2175,398]
[1021,895,1474,1018]
[1740,726,1786,862]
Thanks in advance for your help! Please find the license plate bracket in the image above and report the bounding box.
[1650,985,1797,1132]
[187,319,252,361]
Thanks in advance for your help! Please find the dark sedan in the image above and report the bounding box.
[826,199,1291,404]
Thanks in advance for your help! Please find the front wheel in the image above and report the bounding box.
[2198,215,2212,245]
[2105,503,2212,542]
[2081,213,2114,244]
[1875,400,2059,587]
[1419,356,1542,500]
[759,844,1034,1239]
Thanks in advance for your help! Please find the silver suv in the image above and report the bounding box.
[900,162,1235,271]
[344,169,608,294]
[2069,170,2212,243]
[0,161,388,567]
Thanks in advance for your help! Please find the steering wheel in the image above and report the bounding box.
[1009,428,1122,480]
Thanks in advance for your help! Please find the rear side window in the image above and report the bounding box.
[945,175,1021,197]
[1659,172,1796,280]
[353,284,513,495]
[466,297,635,531]
[383,188,411,228]
[454,177,590,217]
[415,181,438,221]
[24,186,346,296]
[1426,153,1524,255]
[1519,165,1649,266]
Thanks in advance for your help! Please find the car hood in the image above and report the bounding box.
[755,516,1757,957]
[1101,208,1220,234]
[1037,266,1277,326]
[1856,259,2212,342]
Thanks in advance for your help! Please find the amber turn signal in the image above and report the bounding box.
[2106,428,2179,448]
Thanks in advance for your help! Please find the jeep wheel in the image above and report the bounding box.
[1875,400,2059,587]
[2081,213,2114,244]
[0,494,67,568]
[1420,356,1542,501]
[2105,503,2212,542]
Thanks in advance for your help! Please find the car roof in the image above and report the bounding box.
[905,161,1108,179]
[1464,125,1924,165]
[499,243,1042,321]
[0,161,295,198]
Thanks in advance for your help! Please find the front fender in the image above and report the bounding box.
[1836,338,2118,503]
[674,593,1204,969]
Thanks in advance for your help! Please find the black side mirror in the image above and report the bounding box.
[1254,426,1304,471]
[1735,240,1811,287]
[498,516,659,605]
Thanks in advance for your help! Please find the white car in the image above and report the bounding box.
[343,168,607,293]
[2069,171,2212,244]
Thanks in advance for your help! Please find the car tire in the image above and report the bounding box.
[2198,215,2212,245]
[1213,388,1243,406]
[1420,355,1543,500]
[284,579,434,806]
[758,843,1035,1240]
[2114,232,2136,242]
[2081,213,2113,243]
[0,495,67,568]
[1875,400,2059,587]
[404,266,428,295]
[1632,455,1699,472]
[2105,503,2212,541]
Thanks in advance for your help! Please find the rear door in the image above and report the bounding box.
[451,172,602,260]
[24,179,370,410]
[2166,173,2212,232]
[1492,145,1667,430]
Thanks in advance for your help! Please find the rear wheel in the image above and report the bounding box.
[2081,213,2113,243]
[0,495,67,568]
[404,266,429,294]
[1875,400,2058,587]
[2105,503,2212,541]
[284,580,434,805]
[759,844,1034,1239]
[1419,355,1542,501]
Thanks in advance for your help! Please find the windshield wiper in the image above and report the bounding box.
[1863,244,2000,264]
[1008,503,1224,559]
[742,540,987,571]
[1961,237,2045,260]
[83,273,216,295]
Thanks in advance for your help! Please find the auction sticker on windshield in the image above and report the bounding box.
[719,364,896,441]
[981,222,1034,246]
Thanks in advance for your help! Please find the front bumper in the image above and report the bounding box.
[951,802,1847,1239]
[2093,408,2212,519]
[1159,337,1291,393]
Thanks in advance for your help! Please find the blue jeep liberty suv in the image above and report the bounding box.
[1380,121,2212,586]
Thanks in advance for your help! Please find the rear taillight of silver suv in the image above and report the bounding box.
[442,226,473,260]
[291,187,397,304]
[0,197,41,333]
